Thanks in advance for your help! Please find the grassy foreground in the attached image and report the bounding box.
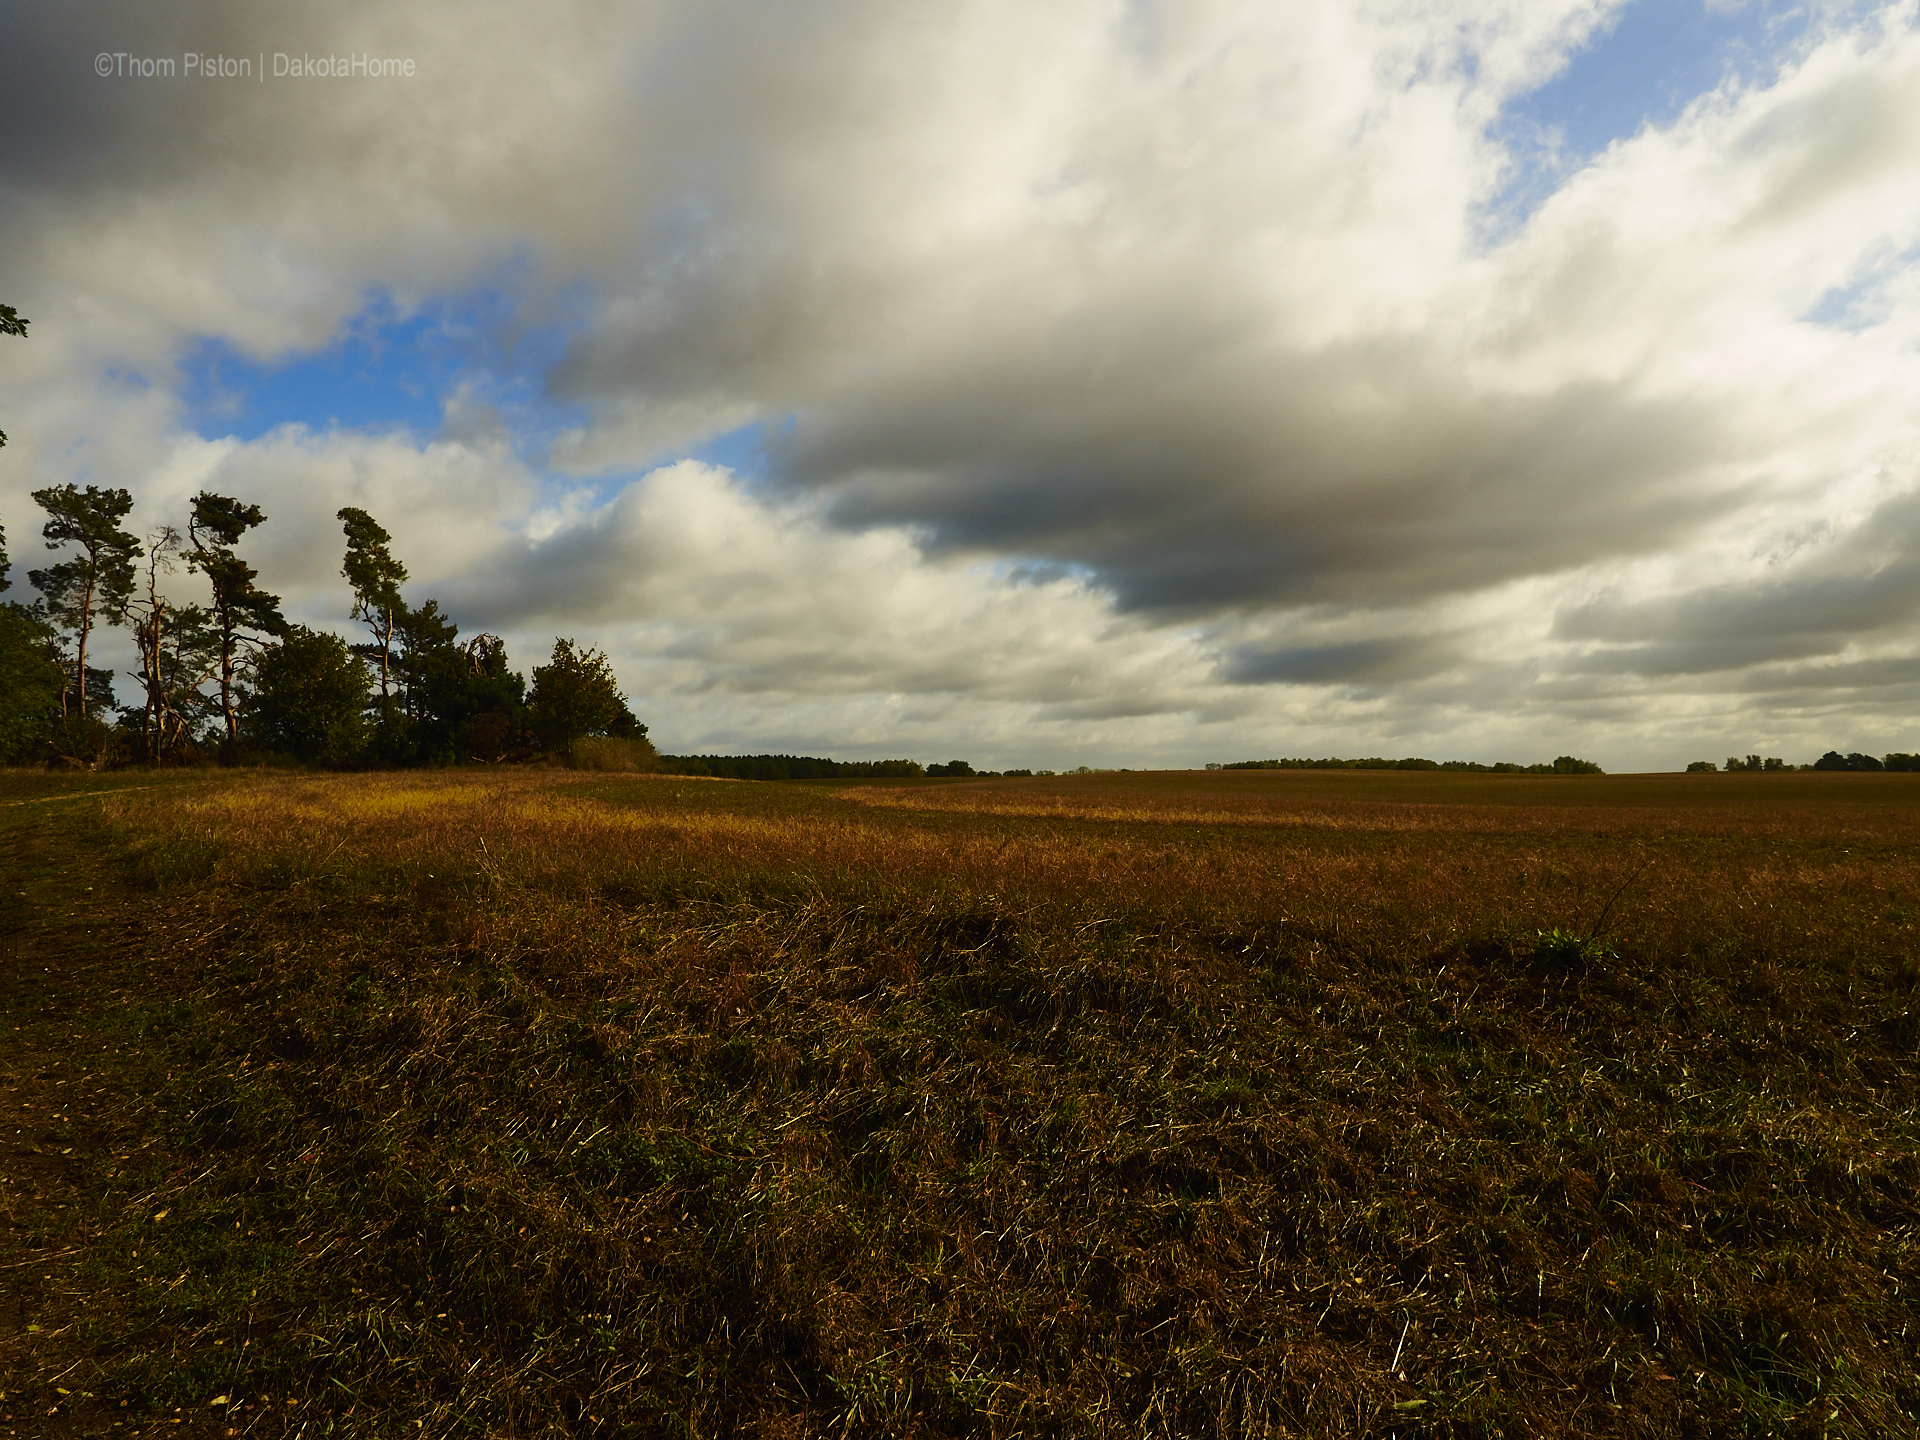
[2,766,1918,1438]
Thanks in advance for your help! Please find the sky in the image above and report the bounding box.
[3,0,1919,773]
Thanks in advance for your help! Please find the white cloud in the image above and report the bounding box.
[5,0,1920,769]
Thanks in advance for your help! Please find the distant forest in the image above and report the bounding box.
[1214,756,1606,774]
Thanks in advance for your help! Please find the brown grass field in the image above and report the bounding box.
[2,765,1918,1437]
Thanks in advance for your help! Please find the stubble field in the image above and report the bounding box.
[1,766,1917,1438]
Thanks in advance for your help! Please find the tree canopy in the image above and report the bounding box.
[28,483,141,723]
[240,626,372,764]
[190,491,287,750]
[528,639,641,754]
[337,506,408,701]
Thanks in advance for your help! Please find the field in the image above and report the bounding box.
[2,766,1918,1438]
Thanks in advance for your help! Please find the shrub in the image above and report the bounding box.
[562,735,661,772]
[1686,760,1717,773]
[528,639,643,755]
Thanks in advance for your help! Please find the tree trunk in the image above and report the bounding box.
[379,606,394,700]
[74,570,96,718]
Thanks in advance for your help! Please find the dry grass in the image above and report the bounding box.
[3,766,1918,1438]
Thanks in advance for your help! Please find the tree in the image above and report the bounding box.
[337,507,407,703]
[1815,751,1883,772]
[28,484,141,721]
[123,527,219,763]
[527,639,640,754]
[389,603,527,763]
[240,625,371,763]
[189,491,286,754]
[0,301,25,450]
[0,514,64,762]
[453,634,529,760]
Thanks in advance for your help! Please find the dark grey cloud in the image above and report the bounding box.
[1221,634,1464,686]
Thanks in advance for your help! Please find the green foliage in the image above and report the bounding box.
[28,483,142,720]
[527,638,640,754]
[240,625,372,763]
[561,735,661,771]
[1531,926,1618,969]
[1886,753,1920,772]
[388,605,528,764]
[189,492,286,752]
[123,527,220,764]
[926,759,976,777]
[336,506,408,698]
[0,600,63,761]
[1687,759,1718,772]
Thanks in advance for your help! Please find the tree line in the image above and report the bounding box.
[0,485,646,769]
[1689,753,1920,773]
[1211,755,1607,774]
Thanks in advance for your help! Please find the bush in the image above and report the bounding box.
[562,735,660,772]
[528,639,642,754]
[1686,760,1717,773]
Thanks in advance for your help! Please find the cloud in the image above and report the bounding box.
[5,0,1920,769]
[1222,634,1465,687]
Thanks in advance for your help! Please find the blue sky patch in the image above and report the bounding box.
[177,284,597,455]
[1488,0,1808,231]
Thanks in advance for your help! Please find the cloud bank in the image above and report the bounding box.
[4,0,1920,768]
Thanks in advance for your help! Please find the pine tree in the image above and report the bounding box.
[124,527,219,763]
[337,507,408,702]
[188,492,286,754]
[29,484,141,721]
